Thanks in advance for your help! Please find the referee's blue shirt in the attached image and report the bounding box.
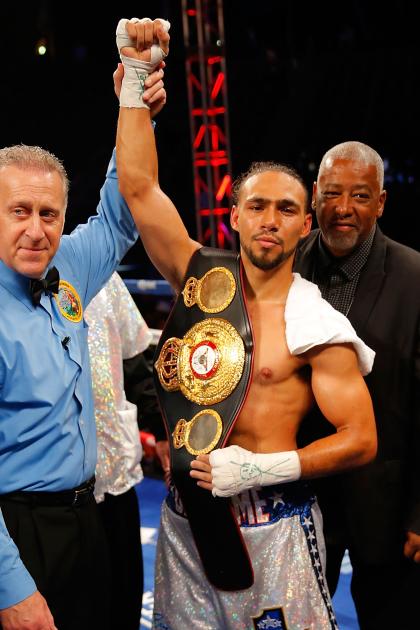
[0,151,137,608]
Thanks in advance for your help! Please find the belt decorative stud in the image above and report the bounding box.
[155,318,245,405]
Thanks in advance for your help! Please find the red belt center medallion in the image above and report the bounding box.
[189,340,219,379]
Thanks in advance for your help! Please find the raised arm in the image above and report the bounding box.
[115,18,200,291]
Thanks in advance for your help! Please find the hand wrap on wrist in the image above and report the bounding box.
[116,17,170,109]
[209,445,301,497]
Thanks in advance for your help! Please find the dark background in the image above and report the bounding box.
[1,1,419,289]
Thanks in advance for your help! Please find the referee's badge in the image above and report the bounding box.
[54,280,83,322]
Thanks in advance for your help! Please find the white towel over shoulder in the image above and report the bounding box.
[285,273,375,375]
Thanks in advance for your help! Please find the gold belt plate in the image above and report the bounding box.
[172,409,223,455]
[182,266,236,313]
[155,318,245,405]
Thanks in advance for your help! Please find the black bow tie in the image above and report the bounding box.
[29,266,60,306]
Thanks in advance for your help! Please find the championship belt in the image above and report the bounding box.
[154,247,254,590]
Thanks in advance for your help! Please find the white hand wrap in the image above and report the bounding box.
[209,445,301,498]
[116,17,170,109]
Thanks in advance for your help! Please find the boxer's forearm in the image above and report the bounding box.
[208,445,301,497]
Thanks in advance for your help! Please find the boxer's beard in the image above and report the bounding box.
[240,235,296,271]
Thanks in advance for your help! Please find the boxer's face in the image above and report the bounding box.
[231,170,311,271]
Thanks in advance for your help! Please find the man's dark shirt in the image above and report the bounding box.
[312,226,376,315]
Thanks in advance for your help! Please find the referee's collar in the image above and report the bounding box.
[0,259,35,310]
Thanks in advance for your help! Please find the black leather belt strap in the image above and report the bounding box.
[0,476,96,508]
[154,247,254,590]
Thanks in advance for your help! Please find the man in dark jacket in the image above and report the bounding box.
[294,140,420,630]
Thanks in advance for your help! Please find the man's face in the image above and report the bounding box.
[231,170,311,271]
[314,157,386,257]
[0,165,66,279]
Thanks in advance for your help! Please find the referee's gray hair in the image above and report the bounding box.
[318,141,384,190]
[0,144,69,203]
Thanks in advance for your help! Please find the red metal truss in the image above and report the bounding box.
[182,0,235,249]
